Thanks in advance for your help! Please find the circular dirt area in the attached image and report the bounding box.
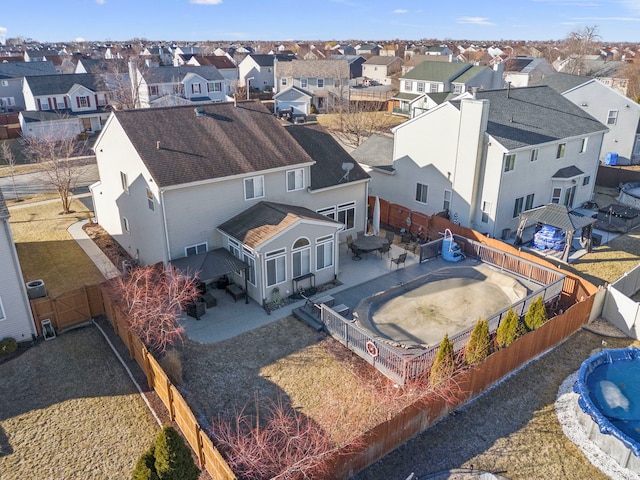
[364,264,528,347]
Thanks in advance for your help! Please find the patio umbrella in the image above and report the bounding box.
[373,196,381,236]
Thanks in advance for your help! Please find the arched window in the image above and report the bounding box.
[292,237,311,278]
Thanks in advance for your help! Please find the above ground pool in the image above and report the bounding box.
[573,347,640,472]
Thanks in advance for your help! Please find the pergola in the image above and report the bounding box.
[170,248,250,304]
[514,203,597,263]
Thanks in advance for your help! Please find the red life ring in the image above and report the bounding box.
[365,341,379,358]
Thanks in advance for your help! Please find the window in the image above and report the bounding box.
[185,242,207,256]
[513,197,524,218]
[287,169,304,191]
[525,193,534,211]
[317,206,336,220]
[580,137,588,153]
[504,154,516,172]
[266,249,286,287]
[551,187,562,204]
[481,201,491,223]
[281,77,287,86]
[416,82,425,93]
[120,171,129,193]
[404,80,412,91]
[122,216,130,233]
[243,251,256,285]
[337,202,355,230]
[556,143,566,159]
[415,183,428,204]
[607,109,619,125]
[40,98,50,110]
[443,190,451,211]
[530,148,539,162]
[97,94,107,106]
[316,235,334,270]
[453,84,463,94]
[56,97,66,109]
[146,187,154,211]
[564,185,576,207]
[191,83,202,94]
[430,83,438,93]
[228,238,241,258]
[244,176,264,200]
[207,82,222,92]
[77,96,89,108]
[317,78,324,88]
[300,78,308,88]
[172,84,184,95]
[0,80,8,87]
[292,237,311,278]
[148,85,159,96]
[583,175,591,186]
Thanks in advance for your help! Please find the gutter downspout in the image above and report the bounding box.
[160,190,172,263]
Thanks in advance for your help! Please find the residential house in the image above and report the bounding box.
[355,85,607,239]
[20,73,112,138]
[140,45,173,65]
[356,44,381,57]
[0,189,37,342]
[502,57,556,87]
[132,65,229,108]
[237,54,293,91]
[328,55,366,79]
[361,56,403,86]
[184,55,238,83]
[90,101,369,305]
[0,61,57,111]
[533,72,640,164]
[389,60,504,117]
[274,59,350,113]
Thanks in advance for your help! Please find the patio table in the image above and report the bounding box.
[352,235,389,254]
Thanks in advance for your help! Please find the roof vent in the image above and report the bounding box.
[194,106,206,117]
[156,141,161,150]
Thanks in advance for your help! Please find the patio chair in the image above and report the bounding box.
[346,234,353,252]
[385,230,395,244]
[378,242,391,257]
[390,252,407,269]
[350,244,363,261]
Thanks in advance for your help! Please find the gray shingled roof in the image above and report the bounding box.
[218,201,340,248]
[141,66,224,83]
[552,166,585,178]
[462,85,607,150]
[530,72,591,94]
[112,100,316,188]
[0,189,8,219]
[24,73,108,95]
[283,123,370,189]
[247,54,292,67]
[0,61,57,79]
[171,247,248,281]
[189,55,236,69]
[276,59,349,79]
[363,56,401,66]
[402,61,472,82]
[350,134,394,171]
[77,58,128,73]
[519,203,596,231]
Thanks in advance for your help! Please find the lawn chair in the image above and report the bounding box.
[378,242,391,257]
[390,252,407,269]
[385,230,395,244]
[346,234,353,252]
[350,244,363,261]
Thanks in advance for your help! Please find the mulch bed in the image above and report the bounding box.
[82,221,133,269]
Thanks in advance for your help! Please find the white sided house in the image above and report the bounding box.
[90,101,369,305]
[356,85,607,239]
[0,189,36,342]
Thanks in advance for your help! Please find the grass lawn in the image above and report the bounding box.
[9,198,105,297]
[0,326,159,480]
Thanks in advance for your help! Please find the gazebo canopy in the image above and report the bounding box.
[170,248,249,283]
[518,203,596,232]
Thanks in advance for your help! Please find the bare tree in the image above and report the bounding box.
[23,132,89,213]
[327,100,394,148]
[105,56,149,110]
[0,141,21,202]
[563,25,601,75]
[106,264,200,353]
[623,62,640,103]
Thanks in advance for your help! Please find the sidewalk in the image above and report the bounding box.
[67,219,120,280]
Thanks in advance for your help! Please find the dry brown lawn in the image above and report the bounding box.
[9,199,104,296]
[0,326,159,479]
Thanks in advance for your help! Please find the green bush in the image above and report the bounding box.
[0,337,17,356]
[132,426,199,480]
[524,296,548,331]
[496,308,520,348]
[465,318,491,365]
[310,104,318,114]
[430,333,455,385]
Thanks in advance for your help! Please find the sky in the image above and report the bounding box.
[2,0,640,45]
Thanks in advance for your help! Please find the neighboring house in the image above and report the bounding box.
[133,65,229,108]
[184,55,238,83]
[502,57,556,87]
[0,61,57,111]
[328,55,366,79]
[355,85,607,239]
[0,189,37,342]
[90,101,369,305]
[140,45,173,65]
[274,59,350,112]
[273,86,313,115]
[20,73,112,138]
[533,72,640,165]
[389,60,504,117]
[356,44,381,56]
[237,54,293,91]
[361,56,403,86]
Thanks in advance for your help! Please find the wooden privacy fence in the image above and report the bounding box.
[101,287,236,480]
[29,284,105,335]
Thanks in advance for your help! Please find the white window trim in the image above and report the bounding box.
[265,248,287,287]
[291,237,311,279]
[0,295,5,321]
[146,187,155,212]
[185,242,207,257]
[607,109,619,125]
[243,175,265,200]
[300,78,308,88]
[481,201,491,223]
[120,171,129,194]
[286,168,304,192]
[443,189,452,211]
[317,206,336,220]
[316,235,334,271]
[579,137,588,154]
[504,154,516,172]
[557,143,566,159]
[0,80,8,87]
[415,183,428,205]
[123,216,130,233]
[228,238,241,258]
[337,202,356,230]
[317,78,325,88]
[530,148,539,162]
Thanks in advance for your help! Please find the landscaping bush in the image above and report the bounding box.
[132,426,199,480]
[159,349,183,386]
[524,296,548,331]
[465,318,491,365]
[0,337,17,356]
[496,309,520,348]
[430,333,455,385]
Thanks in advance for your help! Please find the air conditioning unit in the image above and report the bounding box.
[26,279,47,299]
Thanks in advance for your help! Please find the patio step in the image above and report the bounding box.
[292,307,324,331]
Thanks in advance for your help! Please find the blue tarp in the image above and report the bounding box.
[533,224,566,251]
[605,152,619,166]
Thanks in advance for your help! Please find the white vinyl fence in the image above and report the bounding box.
[601,263,640,339]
